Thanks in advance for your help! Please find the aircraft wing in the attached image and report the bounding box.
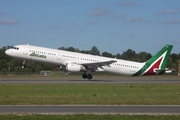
[81,60,117,68]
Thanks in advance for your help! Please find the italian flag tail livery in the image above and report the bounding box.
[133,45,173,76]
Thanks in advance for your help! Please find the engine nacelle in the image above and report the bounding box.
[66,63,81,72]
[60,63,82,72]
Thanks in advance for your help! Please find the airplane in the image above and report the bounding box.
[5,44,173,79]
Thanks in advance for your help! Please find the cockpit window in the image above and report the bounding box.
[11,46,19,50]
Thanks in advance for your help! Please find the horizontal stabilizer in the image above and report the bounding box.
[154,68,172,74]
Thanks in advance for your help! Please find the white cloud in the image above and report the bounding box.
[156,9,179,15]
[112,14,126,19]
[116,1,139,6]
[46,25,61,29]
[86,21,99,25]
[0,19,19,25]
[171,40,180,44]
[104,32,119,35]
[0,12,6,16]
[90,9,110,16]
[165,19,180,24]
[129,17,150,23]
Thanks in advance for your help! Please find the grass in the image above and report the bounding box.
[0,84,180,105]
[0,114,180,120]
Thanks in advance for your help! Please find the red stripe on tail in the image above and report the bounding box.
[143,57,163,75]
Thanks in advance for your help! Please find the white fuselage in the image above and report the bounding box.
[5,45,145,76]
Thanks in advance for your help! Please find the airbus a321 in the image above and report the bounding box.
[5,44,173,79]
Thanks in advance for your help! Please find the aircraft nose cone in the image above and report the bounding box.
[5,49,11,55]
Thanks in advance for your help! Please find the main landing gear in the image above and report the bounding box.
[82,71,93,80]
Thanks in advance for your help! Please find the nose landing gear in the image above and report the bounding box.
[22,61,26,68]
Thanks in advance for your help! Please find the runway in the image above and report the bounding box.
[0,76,179,84]
[0,76,179,115]
[0,105,180,115]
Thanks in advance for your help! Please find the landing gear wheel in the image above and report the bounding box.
[82,73,87,79]
[82,71,92,80]
[87,74,92,80]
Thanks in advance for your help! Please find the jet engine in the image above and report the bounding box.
[60,63,82,72]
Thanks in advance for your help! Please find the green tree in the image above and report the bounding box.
[34,64,43,73]
[137,52,152,62]
[115,53,121,59]
[121,49,137,61]
[102,52,113,58]
[80,50,90,54]
[0,68,7,75]
[67,47,75,52]
[58,46,66,50]
[90,46,100,55]
[14,66,22,75]
[171,53,178,63]
[58,46,80,52]
[75,48,80,52]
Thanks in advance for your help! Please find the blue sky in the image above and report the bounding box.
[0,0,180,55]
